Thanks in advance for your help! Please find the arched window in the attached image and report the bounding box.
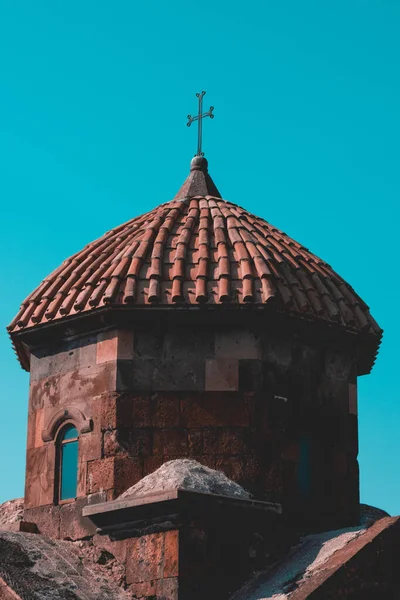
[58,424,79,502]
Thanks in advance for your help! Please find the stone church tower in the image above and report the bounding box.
[8,152,381,546]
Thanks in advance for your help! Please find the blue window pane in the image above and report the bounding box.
[61,440,78,500]
[62,425,78,441]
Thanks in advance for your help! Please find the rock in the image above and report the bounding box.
[360,503,390,526]
[0,498,23,528]
[0,531,129,599]
[119,458,251,500]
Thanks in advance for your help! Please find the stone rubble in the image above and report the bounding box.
[119,458,251,500]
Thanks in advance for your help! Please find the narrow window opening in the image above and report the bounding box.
[57,424,79,502]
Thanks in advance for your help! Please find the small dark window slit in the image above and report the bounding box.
[59,425,79,501]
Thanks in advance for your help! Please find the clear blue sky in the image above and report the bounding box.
[0,1,399,514]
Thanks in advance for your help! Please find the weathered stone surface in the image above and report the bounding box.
[0,531,129,599]
[0,499,23,529]
[119,458,250,500]
[231,515,400,600]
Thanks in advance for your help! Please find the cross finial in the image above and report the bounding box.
[187,91,214,157]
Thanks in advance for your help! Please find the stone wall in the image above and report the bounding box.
[24,323,359,536]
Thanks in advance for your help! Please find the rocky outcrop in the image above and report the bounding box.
[0,531,129,600]
[0,499,23,529]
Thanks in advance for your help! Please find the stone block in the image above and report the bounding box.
[128,580,158,598]
[203,428,248,456]
[29,375,59,412]
[144,455,165,476]
[97,394,118,430]
[58,363,117,404]
[215,456,247,486]
[26,446,48,477]
[117,330,135,360]
[76,461,87,498]
[162,329,214,361]
[24,505,60,538]
[164,530,179,578]
[117,428,152,457]
[87,457,115,493]
[77,338,97,368]
[30,351,52,381]
[153,360,205,392]
[96,330,135,363]
[60,497,97,540]
[205,359,238,391]
[151,394,180,428]
[121,359,153,391]
[96,331,118,364]
[79,433,102,463]
[135,328,163,359]
[116,394,151,428]
[113,456,143,496]
[93,534,127,564]
[349,382,357,415]
[239,360,264,392]
[126,532,165,584]
[324,349,352,381]
[180,393,249,428]
[103,430,127,457]
[26,412,36,450]
[215,329,261,360]
[153,429,188,456]
[263,338,292,369]
[156,577,179,600]
[39,470,55,505]
[188,429,203,455]
[24,475,41,509]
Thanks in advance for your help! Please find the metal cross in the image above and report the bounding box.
[187,91,214,156]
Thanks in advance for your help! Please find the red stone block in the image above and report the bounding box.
[24,475,41,509]
[215,456,247,485]
[96,332,119,364]
[93,534,127,564]
[163,530,179,578]
[152,394,180,428]
[76,461,87,498]
[126,532,164,584]
[144,456,165,476]
[79,433,102,463]
[153,429,188,456]
[188,429,203,455]
[26,409,45,450]
[26,446,48,477]
[113,456,143,496]
[119,394,151,428]
[203,428,247,456]
[103,430,127,457]
[180,393,249,428]
[97,394,118,430]
[87,457,115,494]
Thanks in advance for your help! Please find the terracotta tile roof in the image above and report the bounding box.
[8,157,382,372]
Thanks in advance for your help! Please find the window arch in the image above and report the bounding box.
[57,424,79,502]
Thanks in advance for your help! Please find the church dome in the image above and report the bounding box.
[8,156,382,372]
